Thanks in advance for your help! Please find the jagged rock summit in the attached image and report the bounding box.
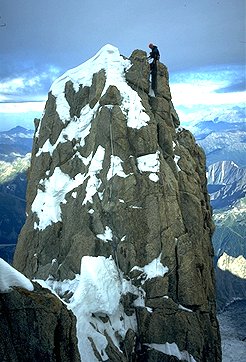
[14,44,221,361]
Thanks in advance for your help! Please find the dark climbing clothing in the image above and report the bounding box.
[149,45,160,93]
[150,61,158,92]
[149,46,160,61]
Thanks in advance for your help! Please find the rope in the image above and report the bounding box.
[109,108,114,200]
[109,109,114,157]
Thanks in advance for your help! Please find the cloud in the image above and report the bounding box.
[0,66,60,102]
[169,65,246,126]
[170,65,246,108]
[0,102,45,114]
[170,82,245,108]
[0,102,44,131]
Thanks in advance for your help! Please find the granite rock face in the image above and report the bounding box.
[14,45,221,361]
[0,283,80,362]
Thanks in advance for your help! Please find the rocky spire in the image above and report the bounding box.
[14,44,221,361]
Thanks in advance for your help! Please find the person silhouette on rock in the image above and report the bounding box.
[148,43,160,93]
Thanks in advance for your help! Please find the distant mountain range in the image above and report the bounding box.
[0,127,32,262]
[191,111,246,308]
[193,112,246,168]
[0,126,33,163]
[194,120,244,139]
[191,112,245,255]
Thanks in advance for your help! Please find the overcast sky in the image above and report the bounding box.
[0,0,245,130]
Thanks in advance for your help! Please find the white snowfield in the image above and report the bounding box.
[0,258,34,293]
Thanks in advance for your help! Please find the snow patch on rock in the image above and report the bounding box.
[144,342,197,362]
[131,253,168,283]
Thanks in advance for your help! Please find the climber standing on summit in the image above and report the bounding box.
[148,43,160,93]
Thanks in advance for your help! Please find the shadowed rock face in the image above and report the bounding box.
[14,46,221,361]
[0,283,80,362]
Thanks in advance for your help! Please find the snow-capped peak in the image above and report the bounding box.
[48,44,149,128]
[50,44,129,96]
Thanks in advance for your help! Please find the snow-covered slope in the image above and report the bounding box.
[0,258,33,292]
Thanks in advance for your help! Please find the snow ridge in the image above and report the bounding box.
[49,44,149,129]
[0,258,34,293]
